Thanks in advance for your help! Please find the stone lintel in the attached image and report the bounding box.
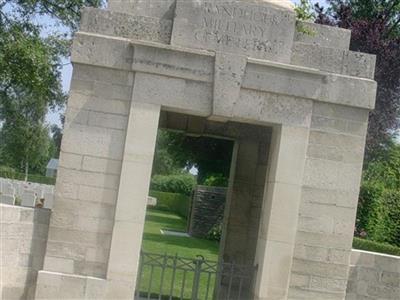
[72,32,377,119]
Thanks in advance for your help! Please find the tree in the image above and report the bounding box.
[314,0,400,159]
[152,129,234,184]
[357,140,400,246]
[0,0,102,173]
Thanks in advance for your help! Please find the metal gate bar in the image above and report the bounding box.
[135,251,256,300]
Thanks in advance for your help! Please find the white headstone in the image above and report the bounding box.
[21,191,36,208]
[0,194,15,205]
[147,196,157,206]
[3,183,15,196]
[43,193,54,209]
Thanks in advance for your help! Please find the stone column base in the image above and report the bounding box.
[35,271,135,300]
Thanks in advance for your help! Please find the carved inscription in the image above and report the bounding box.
[192,3,291,55]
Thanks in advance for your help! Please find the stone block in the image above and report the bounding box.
[85,277,107,299]
[0,204,20,222]
[291,42,345,74]
[295,21,351,50]
[44,256,75,274]
[343,51,376,79]
[291,259,349,279]
[107,221,144,280]
[212,52,246,120]
[80,8,172,44]
[61,123,126,160]
[313,102,369,123]
[82,156,122,175]
[259,182,302,244]
[290,273,310,288]
[57,167,120,190]
[133,72,212,116]
[73,64,133,86]
[78,185,118,205]
[58,152,83,170]
[109,0,176,20]
[87,111,128,130]
[235,90,313,127]
[68,92,131,116]
[294,244,329,262]
[132,44,214,83]
[47,227,111,248]
[72,33,133,70]
[172,0,296,62]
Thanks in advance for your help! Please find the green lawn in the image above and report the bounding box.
[142,209,219,260]
[138,209,220,299]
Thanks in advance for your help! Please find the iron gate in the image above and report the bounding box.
[135,251,257,300]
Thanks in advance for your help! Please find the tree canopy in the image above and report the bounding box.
[0,0,102,174]
[314,0,400,158]
[152,130,234,185]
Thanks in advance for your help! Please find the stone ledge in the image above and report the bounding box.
[295,21,351,50]
[72,32,377,111]
[80,8,172,44]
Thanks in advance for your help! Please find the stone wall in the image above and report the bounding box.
[0,204,50,299]
[188,186,227,238]
[345,250,400,300]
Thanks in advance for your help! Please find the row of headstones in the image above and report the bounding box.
[0,178,54,209]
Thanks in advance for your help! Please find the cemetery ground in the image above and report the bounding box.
[138,209,219,299]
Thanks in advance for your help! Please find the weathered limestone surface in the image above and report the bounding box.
[288,102,369,300]
[346,250,400,300]
[1,204,50,300]
[172,0,296,62]
[33,1,379,299]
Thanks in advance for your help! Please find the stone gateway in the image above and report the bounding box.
[29,0,381,299]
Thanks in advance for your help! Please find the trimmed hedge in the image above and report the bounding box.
[366,189,400,247]
[353,237,400,257]
[149,190,191,219]
[150,174,196,196]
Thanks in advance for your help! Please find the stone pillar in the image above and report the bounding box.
[35,64,160,299]
[253,125,309,300]
[106,101,160,298]
[288,103,369,299]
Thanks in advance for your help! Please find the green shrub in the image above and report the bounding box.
[203,173,228,187]
[353,237,400,256]
[0,166,17,178]
[207,220,223,241]
[356,182,384,234]
[150,174,196,196]
[149,190,191,219]
[367,190,400,247]
[0,165,55,185]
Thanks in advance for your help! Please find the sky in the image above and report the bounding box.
[46,0,326,127]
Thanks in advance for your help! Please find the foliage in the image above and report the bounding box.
[0,113,54,174]
[152,129,233,184]
[150,174,196,196]
[295,0,316,21]
[0,165,17,178]
[0,166,56,185]
[367,189,400,246]
[203,173,229,187]
[50,123,63,158]
[314,0,400,158]
[0,0,102,174]
[149,190,191,219]
[356,181,384,235]
[355,141,400,247]
[152,130,185,176]
[353,237,400,256]
[207,220,223,242]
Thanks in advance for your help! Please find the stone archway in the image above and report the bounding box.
[35,1,377,299]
